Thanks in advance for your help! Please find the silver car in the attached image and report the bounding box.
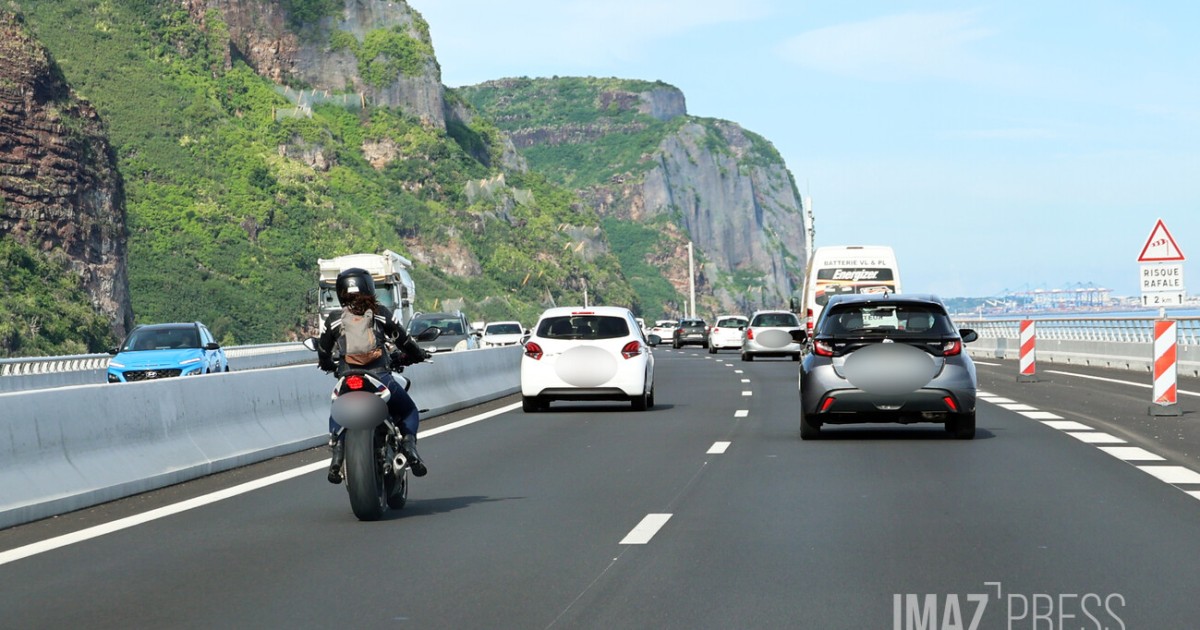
[796,294,978,440]
[741,310,803,361]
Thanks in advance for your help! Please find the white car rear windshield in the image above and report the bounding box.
[538,316,630,340]
[751,313,799,327]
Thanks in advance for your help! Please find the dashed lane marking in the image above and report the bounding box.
[708,442,731,454]
[1098,446,1165,462]
[735,410,749,418]
[620,514,672,545]
[998,403,1037,411]
[1040,420,1093,431]
[1020,411,1064,420]
[742,391,753,397]
[1138,466,1200,485]
[982,395,1200,502]
[1065,432,1126,444]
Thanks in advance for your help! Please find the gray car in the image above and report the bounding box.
[408,311,480,353]
[796,294,978,440]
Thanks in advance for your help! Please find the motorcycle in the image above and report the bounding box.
[304,326,439,521]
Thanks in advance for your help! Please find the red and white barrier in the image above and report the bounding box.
[1151,320,1181,416]
[1018,320,1037,382]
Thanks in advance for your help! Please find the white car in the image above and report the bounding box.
[648,319,677,344]
[741,309,803,361]
[521,306,655,412]
[707,315,748,353]
[480,321,526,347]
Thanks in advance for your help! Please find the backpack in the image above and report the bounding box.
[338,307,384,366]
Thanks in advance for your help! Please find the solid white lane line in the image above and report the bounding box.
[1041,420,1093,431]
[999,403,1037,411]
[980,397,1016,404]
[0,401,524,568]
[1046,370,1200,397]
[1138,466,1200,485]
[1098,446,1165,461]
[1188,491,1200,501]
[1021,411,1064,420]
[420,402,522,438]
[742,391,752,396]
[708,442,731,454]
[735,410,749,418]
[620,514,672,544]
[1066,432,1126,444]
[0,462,327,568]
[974,361,1000,366]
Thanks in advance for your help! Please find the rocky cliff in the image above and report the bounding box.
[460,78,807,315]
[0,7,132,337]
[183,0,447,127]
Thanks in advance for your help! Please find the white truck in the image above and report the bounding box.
[318,250,416,332]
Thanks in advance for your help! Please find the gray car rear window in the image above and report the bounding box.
[821,304,954,335]
[751,313,799,327]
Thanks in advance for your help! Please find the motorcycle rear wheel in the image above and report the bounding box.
[346,429,387,521]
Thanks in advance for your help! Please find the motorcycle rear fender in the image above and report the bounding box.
[331,391,389,430]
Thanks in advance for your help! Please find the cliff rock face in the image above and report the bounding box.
[462,78,807,315]
[185,0,447,127]
[0,8,132,336]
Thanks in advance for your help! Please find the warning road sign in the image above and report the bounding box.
[1137,219,1185,262]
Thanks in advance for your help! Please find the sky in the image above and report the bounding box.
[415,1,1199,299]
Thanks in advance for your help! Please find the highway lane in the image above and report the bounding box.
[2,349,1200,628]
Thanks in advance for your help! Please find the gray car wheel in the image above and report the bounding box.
[949,411,976,440]
[800,408,821,440]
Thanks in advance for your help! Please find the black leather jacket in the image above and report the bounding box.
[317,304,422,374]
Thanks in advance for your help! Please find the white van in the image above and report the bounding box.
[800,245,902,333]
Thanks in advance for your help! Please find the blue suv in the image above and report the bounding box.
[107,322,228,383]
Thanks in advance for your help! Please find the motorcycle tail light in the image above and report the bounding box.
[346,375,365,390]
[942,340,962,356]
[524,341,543,360]
[621,341,642,359]
[814,340,834,357]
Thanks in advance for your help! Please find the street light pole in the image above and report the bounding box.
[688,242,696,319]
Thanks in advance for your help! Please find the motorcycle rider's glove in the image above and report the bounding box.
[317,354,336,372]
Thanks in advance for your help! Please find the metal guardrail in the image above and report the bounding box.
[955,316,1200,377]
[955,317,1200,345]
[0,343,310,392]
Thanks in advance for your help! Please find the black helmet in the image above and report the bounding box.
[335,268,376,303]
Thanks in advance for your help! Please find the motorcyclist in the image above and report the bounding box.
[317,267,431,484]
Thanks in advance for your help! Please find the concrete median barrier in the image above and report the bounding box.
[0,346,520,530]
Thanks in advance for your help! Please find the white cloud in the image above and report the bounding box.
[775,10,999,82]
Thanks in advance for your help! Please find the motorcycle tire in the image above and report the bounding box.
[346,429,387,521]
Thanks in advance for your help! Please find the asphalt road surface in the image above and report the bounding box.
[2,349,1199,629]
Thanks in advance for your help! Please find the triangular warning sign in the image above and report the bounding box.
[1138,219,1185,262]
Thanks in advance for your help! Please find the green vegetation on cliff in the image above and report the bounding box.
[457,77,684,188]
[0,239,114,356]
[17,1,634,348]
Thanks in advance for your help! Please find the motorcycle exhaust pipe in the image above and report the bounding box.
[392,452,408,471]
